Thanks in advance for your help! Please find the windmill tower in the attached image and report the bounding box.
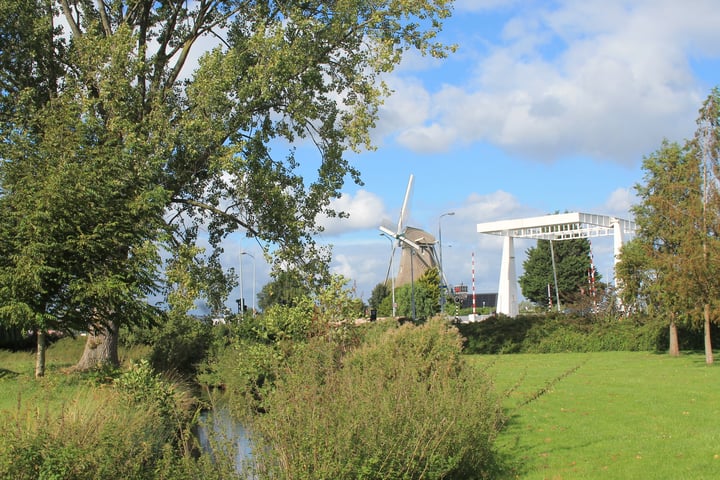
[394,227,438,286]
[379,174,440,287]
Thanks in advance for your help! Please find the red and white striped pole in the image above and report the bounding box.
[589,241,596,298]
[472,252,476,315]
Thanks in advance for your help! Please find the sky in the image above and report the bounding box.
[225,0,720,311]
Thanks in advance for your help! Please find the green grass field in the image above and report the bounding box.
[472,352,720,479]
[3,341,720,479]
[0,337,148,412]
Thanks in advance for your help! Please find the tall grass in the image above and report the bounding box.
[250,319,505,479]
[1,388,172,479]
[472,351,720,479]
[0,337,236,479]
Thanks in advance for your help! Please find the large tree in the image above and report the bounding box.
[619,90,720,363]
[0,0,454,371]
[519,238,598,309]
[618,141,701,356]
[691,88,720,364]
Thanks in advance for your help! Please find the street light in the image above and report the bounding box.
[242,252,256,315]
[438,211,455,313]
[380,233,397,317]
[239,251,256,316]
[238,251,244,317]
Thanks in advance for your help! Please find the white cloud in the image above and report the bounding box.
[318,190,389,235]
[381,0,720,163]
[601,187,636,218]
[458,190,539,222]
[396,123,458,152]
[374,77,432,145]
[329,246,392,298]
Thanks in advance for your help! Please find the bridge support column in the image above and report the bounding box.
[612,218,626,311]
[497,235,518,317]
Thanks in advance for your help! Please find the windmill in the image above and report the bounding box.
[379,175,441,318]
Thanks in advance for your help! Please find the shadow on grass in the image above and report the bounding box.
[489,360,589,479]
[684,350,720,366]
[0,368,19,378]
[492,413,532,479]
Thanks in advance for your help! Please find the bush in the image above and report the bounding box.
[199,298,317,414]
[458,313,675,354]
[147,314,215,375]
[252,318,504,479]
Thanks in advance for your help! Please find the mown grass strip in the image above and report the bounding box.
[471,351,720,479]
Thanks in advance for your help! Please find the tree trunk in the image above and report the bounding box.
[75,321,119,371]
[704,303,714,365]
[668,321,680,357]
[35,330,46,378]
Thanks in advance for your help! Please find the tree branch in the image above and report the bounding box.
[96,0,112,36]
[59,0,82,37]
[170,197,259,237]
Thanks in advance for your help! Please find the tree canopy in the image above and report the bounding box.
[0,0,455,371]
[518,238,598,308]
[617,88,720,361]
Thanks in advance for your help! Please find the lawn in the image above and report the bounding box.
[0,336,147,412]
[472,352,720,479]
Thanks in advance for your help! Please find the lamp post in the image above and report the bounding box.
[380,233,397,317]
[438,211,455,313]
[410,249,416,321]
[242,252,256,315]
[238,251,257,316]
[238,251,245,317]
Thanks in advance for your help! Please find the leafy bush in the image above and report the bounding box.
[235,296,316,343]
[199,296,326,413]
[457,313,714,354]
[0,353,233,480]
[252,319,504,479]
[148,314,215,375]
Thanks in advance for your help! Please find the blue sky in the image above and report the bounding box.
[226,0,720,309]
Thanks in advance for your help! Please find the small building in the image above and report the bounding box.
[450,285,498,311]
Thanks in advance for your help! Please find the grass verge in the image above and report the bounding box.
[472,351,720,479]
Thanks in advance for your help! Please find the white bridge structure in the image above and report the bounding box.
[477,212,637,317]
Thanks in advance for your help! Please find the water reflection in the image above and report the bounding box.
[196,406,256,476]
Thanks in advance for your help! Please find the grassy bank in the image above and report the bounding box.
[472,351,720,479]
[4,335,719,478]
[0,337,231,480]
[0,336,149,412]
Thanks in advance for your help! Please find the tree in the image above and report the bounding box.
[0,43,165,375]
[0,0,454,370]
[691,88,720,364]
[256,269,311,311]
[395,267,441,321]
[368,282,390,311]
[519,238,598,308]
[620,90,720,363]
[619,141,700,356]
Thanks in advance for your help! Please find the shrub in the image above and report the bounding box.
[458,313,678,354]
[147,314,215,375]
[199,298,317,413]
[252,318,504,479]
[236,296,316,343]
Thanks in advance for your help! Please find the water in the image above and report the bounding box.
[196,406,256,475]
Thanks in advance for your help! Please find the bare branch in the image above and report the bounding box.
[96,0,112,36]
[59,0,82,37]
